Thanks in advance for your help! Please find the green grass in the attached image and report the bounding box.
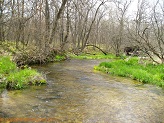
[94,58,164,88]
[69,53,117,59]
[0,56,46,90]
[54,55,66,61]
[0,56,17,74]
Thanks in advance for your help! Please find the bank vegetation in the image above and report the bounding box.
[0,0,163,89]
[0,56,46,90]
[95,58,164,88]
[0,0,163,64]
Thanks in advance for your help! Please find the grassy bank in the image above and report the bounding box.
[0,56,46,90]
[94,58,164,88]
[69,53,117,59]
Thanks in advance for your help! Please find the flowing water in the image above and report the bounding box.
[0,59,164,123]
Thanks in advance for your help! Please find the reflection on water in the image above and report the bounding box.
[0,59,164,123]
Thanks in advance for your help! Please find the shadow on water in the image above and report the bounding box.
[0,59,164,123]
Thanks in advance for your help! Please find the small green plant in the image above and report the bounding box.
[54,55,66,61]
[0,56,17,74]
[95,58,164,88]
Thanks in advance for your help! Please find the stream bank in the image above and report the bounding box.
[0,59,164,122]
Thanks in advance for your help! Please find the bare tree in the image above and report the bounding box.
[49,0,68,45]
[60,0,70,51]
[150,0,164,63]
[70,0,106,54]
[1,0,163,64]
[0,0,4,42]
[129,0,164,63]
[111,0,131,56]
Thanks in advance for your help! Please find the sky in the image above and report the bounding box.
[127,0,163,18]
[129,0,163,12]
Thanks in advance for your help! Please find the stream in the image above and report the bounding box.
[0,59,164,123]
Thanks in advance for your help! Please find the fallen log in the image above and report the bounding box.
[85,44,107,55]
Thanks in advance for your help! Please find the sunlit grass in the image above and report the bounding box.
[0,56,46,90]
[0,56,17,74]
[94,58,164,88]
[54,55,66,61]
[69,53,117,59]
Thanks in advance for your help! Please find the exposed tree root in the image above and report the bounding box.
[13,49,67,66]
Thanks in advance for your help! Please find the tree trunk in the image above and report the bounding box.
[0,0,4,42]
[81,1,106,51]
[44,0,50,52]
[86,44,107,55]
[61,1,70,51]
[49,0,68,44]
